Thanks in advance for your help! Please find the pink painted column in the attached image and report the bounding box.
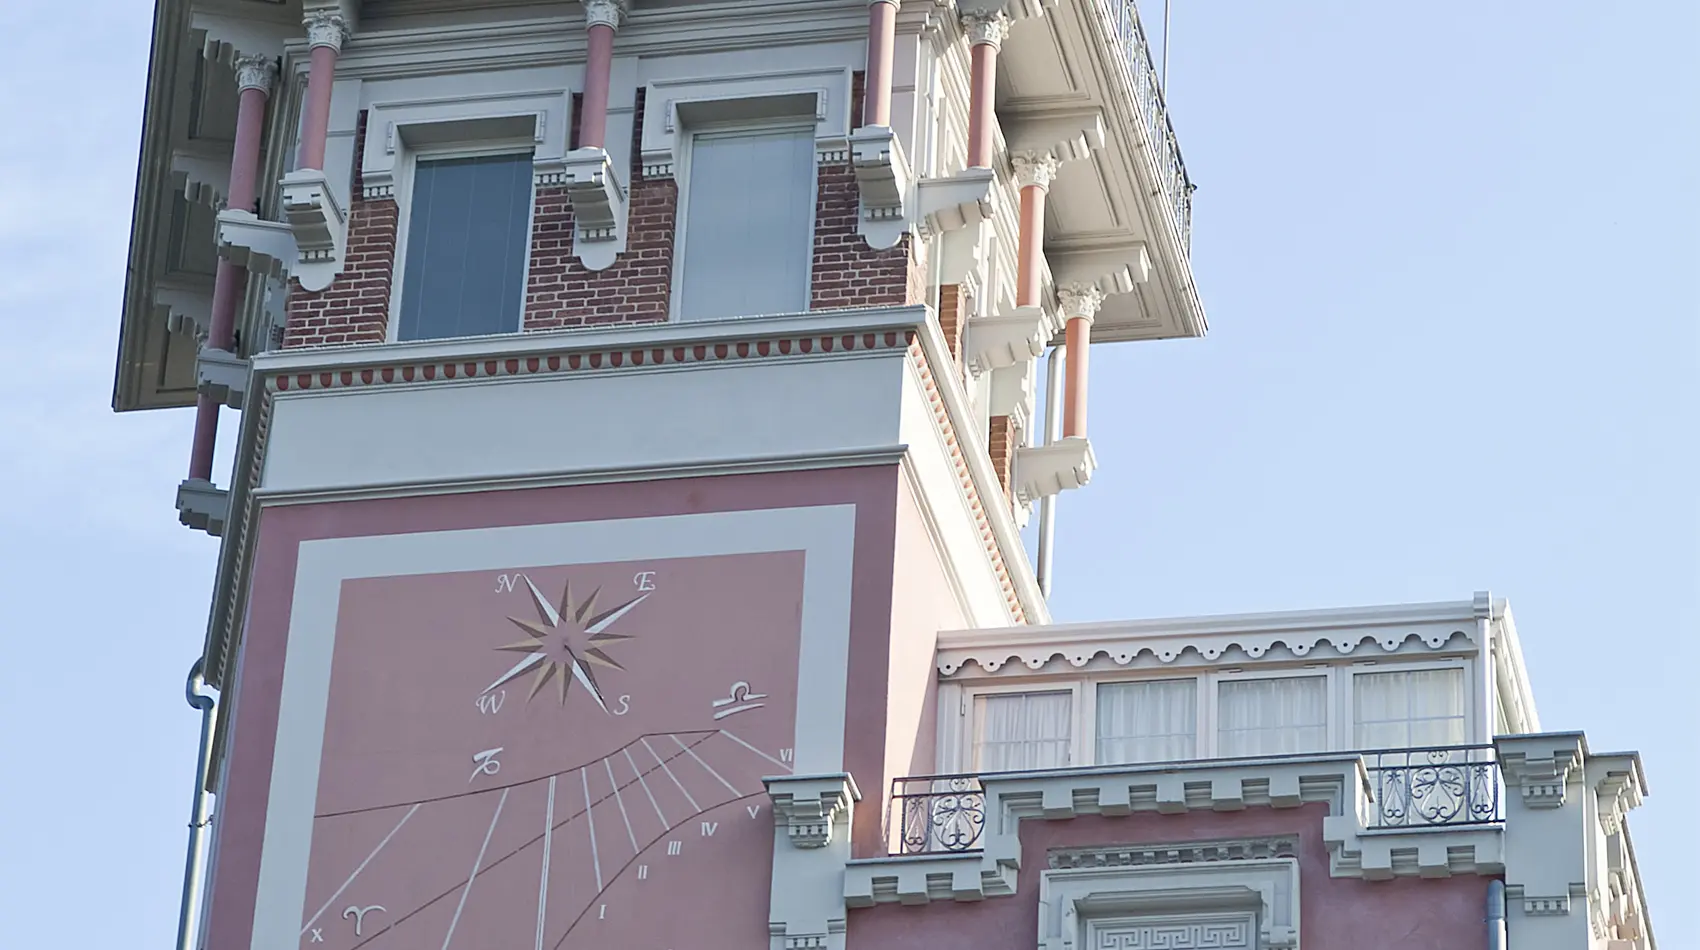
[1013,155,1058,308]
[962,11,1009,169]
[296,12,348,171]
[1058,286,1105,439]
[863,0,900,128]
[579,0,627,150]
[188,54,274,482]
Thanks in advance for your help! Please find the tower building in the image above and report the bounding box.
[114,2,1655,949]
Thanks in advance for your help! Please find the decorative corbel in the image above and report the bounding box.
[964,306,1058,378]
[766,773,860,849]
[560,0,630,271]
[849,125,913,249]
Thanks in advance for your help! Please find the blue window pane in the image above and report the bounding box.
[397,153,533,341]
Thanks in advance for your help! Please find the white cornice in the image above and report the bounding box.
[938,598,1488,675]
[251,306,929,373]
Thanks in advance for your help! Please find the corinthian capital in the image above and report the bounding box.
[233,53,277,95]
[961,10,1012,48]
[1012,152,1063,192]
[304,11,348,51]
[584,0,628,30]
[1057,284,1107,324]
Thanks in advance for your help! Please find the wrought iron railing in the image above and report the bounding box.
[1364,744,1504,829]
[888,774,988,855]
[885,745,1505,855]
[1098,1,1195,251]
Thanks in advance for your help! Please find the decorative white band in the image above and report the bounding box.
[869,0,901,8]
[304,11,348,52]
[233,53,277,95]
[961,11,1012,48]
[1057,284,1106,323]
[1012,152,1063,192]
[584,0,628,31]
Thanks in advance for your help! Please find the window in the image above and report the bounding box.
[396,152,534,341]
[1217,676,1328,757]
[974,691,1072,771]
[676,126,815,321]
[1353,668,1467,748]
[1096,679,1197,765]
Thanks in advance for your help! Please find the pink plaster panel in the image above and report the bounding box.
[204,466,902,950]
[846,804,1493,950]
[885,480,961,787]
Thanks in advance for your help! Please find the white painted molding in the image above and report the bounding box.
[1050,245,1153,297]
[640,67,852,181]
[1006,111,1106,166]
[1038,859,1298,949]
[360,88,571,200]
[278,169,345,291]
[844,750,1508,907]
[937,599,1489,676]
[1013,436,1095,508]
[938,219,989,286]
[1498,733,1586,810]
[192,9,292,67]
[767,774,859,950]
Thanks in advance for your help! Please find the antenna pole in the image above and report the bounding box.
[1161,0,1172,92]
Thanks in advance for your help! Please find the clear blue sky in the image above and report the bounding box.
[0,1,1693,946]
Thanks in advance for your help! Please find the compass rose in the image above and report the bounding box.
[483,575,646,712]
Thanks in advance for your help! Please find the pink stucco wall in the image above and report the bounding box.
[876,480,965,847]
[205,466,906,949]
[847,804,1492,950]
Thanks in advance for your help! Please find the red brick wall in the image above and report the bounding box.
[987,414,1017,501]
[525,90,675,330]
[811,71,925,312]
[937,283,966,369]
[283,112,396,348]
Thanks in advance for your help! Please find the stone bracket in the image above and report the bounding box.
[217,209,298,282]
[176,478,231,537]
[849,125,912,250]
[965,305,1059,378]
[766,773,860,849]
[917,167,996,239]
[279,168,346,292]
[548,147,628,272]
[196,347,250,410]
[1497,734,1587,810]
[154,282,214,339]
[1014,436,1096,507]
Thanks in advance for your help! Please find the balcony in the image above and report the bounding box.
[1098,0,1194,250]
[883,744,1505,857]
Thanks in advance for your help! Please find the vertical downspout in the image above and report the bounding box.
[1035,344,1063,597]
[1486,879,1506,950]
[176,660,219,950]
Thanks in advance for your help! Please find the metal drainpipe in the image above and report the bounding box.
[1486,879,1506,950]
[176,660,219,950]
[1035,345,1064,597]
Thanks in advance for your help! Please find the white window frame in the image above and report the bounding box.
[1210,666,1336,758]
[964,680,1085,771]
[1343,657,1477,751]
[1091,676,1206,766]
[948,657,1484,773]
[668,118,820,323]
[386,139,540,343]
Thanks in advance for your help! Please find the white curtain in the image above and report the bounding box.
[975,691,1072,771]
[1353,669,1467,749]
[1217,677,1328,757]
[1096,679,1198,765]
